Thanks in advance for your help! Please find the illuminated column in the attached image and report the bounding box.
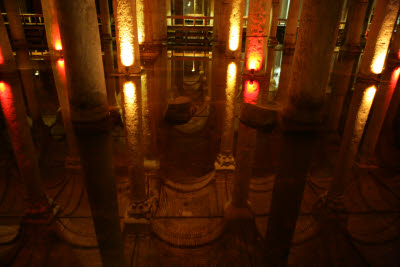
[226,0,246,58]
[0,8,50,219]
[244,0,272,76]
[359,18,400,163]
[54,0,126,266]
[225,123,257,219]
[264,0,344,265]
[152,0,168,45]
[327,0,400,206]
[275,0,301,103]
[3,0,42,127]
[99,0,118,109]
[41,0,80,167]
[328,0,369,132]
[137,0,153,46]
[215,61,239,170]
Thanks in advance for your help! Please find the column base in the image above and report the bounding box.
[144,158,160,171]
[224,201,254,221]
[313,192,347,221]
[65,156,81,172]
[124,195,155,232]
[22,198,60,225]
[214,153,235,171]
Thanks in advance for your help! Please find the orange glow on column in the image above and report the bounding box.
[116,0,136,67]
[57,58,64,68]
[244,80,259,104]
[0,82,15,120]
[55,40,62,51]
[246,37,264,71]
[390,67,400,89]
[228,0,242,51]
[0,49,4,64]
[137,0,145,44]
[0,82,6,93]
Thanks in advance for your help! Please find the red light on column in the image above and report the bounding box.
[0,82,6,92]
[246,37,264,71]
[0,49,4,64]
[244,80,259,104]
[57,58,64,67]
[390,67,400,89]
[0,81,14,120]
[55,40,62,51]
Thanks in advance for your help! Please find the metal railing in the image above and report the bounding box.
[167,15,213,26]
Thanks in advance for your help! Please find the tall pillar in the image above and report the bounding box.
[54,0,126,266]
[328,0,369,132]
[3,0,42,127]
[264,0,344,265]
[244,0,272,76]
[152,0,168,45]
[275,0,301,103]
[215,60,239,170]
[137,0,153,46]
[327,0,400,206]
[226,0,246,58]
[41,0,80,167]
[0,7,50,218]
[358,23,400,163]
[99,0,118,108]
[113,0,150,219]
[213,0,230,46]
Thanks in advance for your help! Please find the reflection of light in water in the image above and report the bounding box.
[0,49,4,64]
[229,0,242,51]
[244,80,259,104]
[220,62,237,151]
[0,82,15,125]
[141,74,151,147]
[137,0,145,44]
[57,58,64,68]
[123,81,141,156]
[355,86,376,135]
[390,67,400,89]
[117,0,136,66]
[273,67,281,87]
[55,39,62,51]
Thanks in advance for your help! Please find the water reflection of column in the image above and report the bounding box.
[226,0,246,58]
[328,0,368,132]
[54,0,125,265]
[327,0,400,206]
[275,0,301,104]
[264,0,344,264]
[41,0,80,167]
[0,11,50,217]
[359,23,400,163]
[3,0,42,127]
[215,61,239,170]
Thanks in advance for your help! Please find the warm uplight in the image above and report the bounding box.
[117,0,136,66]
[137,0,145,44]
[354,85,376,138]
[371,53,386,74]
[55,39,62,51]
[0,82,14,121]
[228,0,242,51]
[0,49,4,64]
[364,85,376,104]
[123,81,141,154]
[246,37,264,71]
[0,82,6,93]
[124,81,135,101]
[244,80,259,104]
[223,62,237,137]
[57,58,64,67]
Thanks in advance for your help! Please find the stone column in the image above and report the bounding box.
[244,0,272,76]
[0,9,50,218]
[99,0,118,109]
[137,0,153,46]
[54,1,126,266]
[152,0,168,45]
[3,0,42,127]
[275,0,301,104]
[264,0,344,265]
[215,60,239,170]
[41,0,80,167]
[213,0,230,46]
[327,0,400,206]
[226,0,246,58]
[113,0,150,221]
[328,0,369,132]
[358,22,400,163]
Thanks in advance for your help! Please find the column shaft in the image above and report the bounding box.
[55,0,126,266]
[359,22,400,163]
[264,0,344,265]
[99,0,118,107]
[275,0,301,103]
[327,0,400,202]
[328,0,369,131]
[226,0,246,58]
[0,9,48,209]
[41,0,79,160]
[3,0,41,124]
